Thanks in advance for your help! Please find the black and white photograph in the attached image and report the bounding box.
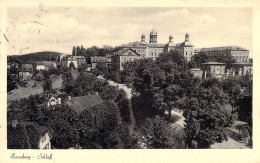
[5,5,254,150]
[1,1,260,162]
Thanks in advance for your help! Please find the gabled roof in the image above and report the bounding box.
[66,95,104,113]
[115,48,140,56]
[7,122,49,149]
[123,41,148,48]
[35,61,56,66]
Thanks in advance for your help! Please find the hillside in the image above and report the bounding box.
[7,51,63,63]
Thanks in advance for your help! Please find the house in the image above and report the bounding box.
[46,96,61,107]
[190,68,203,79]
[201,62,226,80]
[111,48,141,71]
[35,61,57,71]
[19,63,34,80]
[65,94,104,113]
[90,56,110,69]
[60,55,86,68]
[7,121,51,149]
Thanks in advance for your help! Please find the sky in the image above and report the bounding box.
[7,7,252,57]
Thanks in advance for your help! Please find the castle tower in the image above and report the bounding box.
[149,29,157,43]
[141,33,145,42]
[185,33,190,41]
[169,34,173,43]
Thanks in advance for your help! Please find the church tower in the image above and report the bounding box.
[149,29,157,43]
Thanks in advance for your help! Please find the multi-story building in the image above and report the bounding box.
[175,33,195,62]
[122,29,194,61]
[111,48,141,71]
[90,56,111,69]
[123,29,176,60]
[198,46,249,63]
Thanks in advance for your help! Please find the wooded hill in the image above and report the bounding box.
[7,51,63,63]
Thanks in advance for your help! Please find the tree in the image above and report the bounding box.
[43,76,52,93]
[72,46,76,56]
[179,86,232,149]
[77,101,138,148]
[140,116,185,149]
[221,78,242,111]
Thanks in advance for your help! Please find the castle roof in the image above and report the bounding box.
[150,29,157,35]
[200,46,248,51]
[180,40,194,47]
[123,41,165,48]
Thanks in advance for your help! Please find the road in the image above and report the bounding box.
[97,76,135,133]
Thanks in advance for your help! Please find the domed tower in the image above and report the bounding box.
[169,34,173,43]
[141,33,145,43]
[149,29,157,43]
[185,33,190,41]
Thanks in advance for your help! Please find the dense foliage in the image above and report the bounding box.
[7,51,61,63]
[121,50,242,148]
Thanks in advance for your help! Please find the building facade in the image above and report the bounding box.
[90,56,111,69]
[122,29,179,60]
[122,29,194,61]
[175,33,194,62]
[111,48,141,71]
[61,55,86,68]
[198,46,249,63]
[201,62,226,80]
[229,63,253,76]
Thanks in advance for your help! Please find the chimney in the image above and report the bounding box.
[68,96,71,100]
[12,120,18,128]
[58,98,61,104]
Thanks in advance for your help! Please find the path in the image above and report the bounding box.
[97,76,135,133]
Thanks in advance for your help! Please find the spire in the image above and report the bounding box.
[185,33,190,41]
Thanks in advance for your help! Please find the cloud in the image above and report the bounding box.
[7,7,252,57]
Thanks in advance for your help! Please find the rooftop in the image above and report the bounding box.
[66,95,104,113]
[124,41,165,48]
[7,122,49,149]
[200,46,248,51]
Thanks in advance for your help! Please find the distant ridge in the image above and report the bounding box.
[7,51,64,63]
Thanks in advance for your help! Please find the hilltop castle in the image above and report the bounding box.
[122,29,195,61]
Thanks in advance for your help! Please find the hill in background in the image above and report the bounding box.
[7,51,64,63]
